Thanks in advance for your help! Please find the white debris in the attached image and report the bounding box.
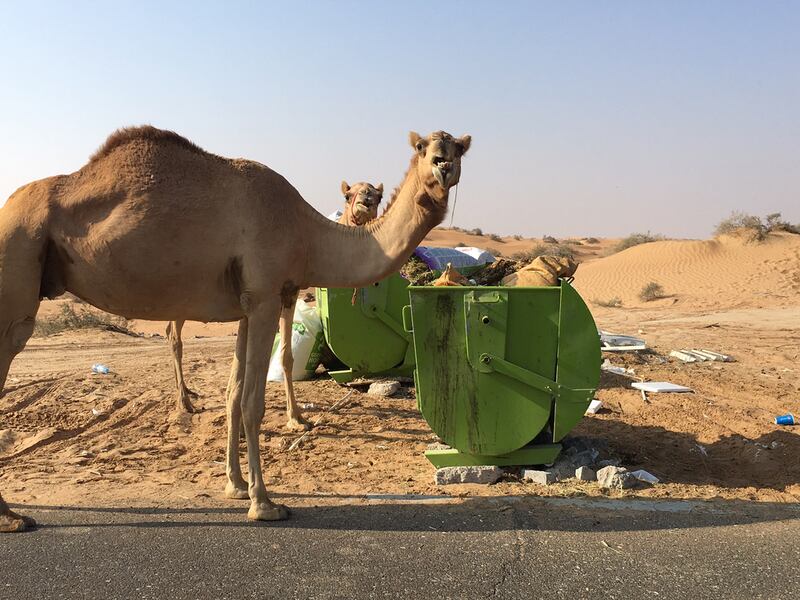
[575,466,596,481]
[670,350,700,363]
[671,349,735,363]
[631,381,692,393]
[601,359,636,377]
[599,330,646,352]
[630,469,660,484]
[585,399,603,415]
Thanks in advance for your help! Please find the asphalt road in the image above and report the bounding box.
[4,495,800,600]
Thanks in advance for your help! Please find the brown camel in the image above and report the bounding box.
[167,180,384,425]
[338,181,384,226]
[0,126,470,531]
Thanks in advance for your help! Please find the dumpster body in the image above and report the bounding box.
[404,281,600,467]
[317,273,415,383]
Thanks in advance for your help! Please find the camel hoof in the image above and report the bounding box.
[248,502,290,522]
[178,396,201,414]
[224,482,249,500]
[285,417,311,432]
[0,511,36,533]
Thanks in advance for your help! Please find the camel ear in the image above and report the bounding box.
[456,135,472,156]
[376,183,384,196]
[409,131,427,156]
[341,180,350,198]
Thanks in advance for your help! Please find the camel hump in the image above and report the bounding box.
[89,125,207,163]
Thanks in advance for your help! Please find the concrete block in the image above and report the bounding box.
[575,466,596,481]
[434,465,503,485]
[521,469,556,485]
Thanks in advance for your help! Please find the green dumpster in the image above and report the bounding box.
[402,280,601,468]
[317,273,416,383]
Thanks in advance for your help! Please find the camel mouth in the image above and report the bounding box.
[432,158,454,187]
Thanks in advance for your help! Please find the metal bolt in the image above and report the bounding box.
[481,316,490,324]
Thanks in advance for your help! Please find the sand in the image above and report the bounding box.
[2,229,799,514]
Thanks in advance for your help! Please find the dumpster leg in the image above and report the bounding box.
[425,444,562,469]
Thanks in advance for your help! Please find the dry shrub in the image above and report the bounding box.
[638,282,665,302]
[488,233,504,243]
[542,235,558,244]
[594,297,622,308]
[715,212,768,241]
[612,232,664,254]
[34,302,132,337]
[468,228,483,236]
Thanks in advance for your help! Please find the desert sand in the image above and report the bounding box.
[1,229,799,513]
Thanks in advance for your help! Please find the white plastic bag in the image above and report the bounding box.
[267,301,324,382]
[414,246,495,271]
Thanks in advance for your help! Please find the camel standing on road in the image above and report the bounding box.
[0,126,470,531]
[166,180,384,428]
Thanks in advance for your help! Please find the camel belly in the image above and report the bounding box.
[52,233,246,322]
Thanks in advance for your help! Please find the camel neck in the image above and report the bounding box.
[302,167,445,288]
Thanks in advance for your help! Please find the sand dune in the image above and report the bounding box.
[573,232,800,310]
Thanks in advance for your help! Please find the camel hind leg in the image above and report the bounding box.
[280,300,311,432]
[166,320,200,413]
[223,319,249,500]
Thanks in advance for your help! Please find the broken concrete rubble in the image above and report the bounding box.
[596,466,636,490]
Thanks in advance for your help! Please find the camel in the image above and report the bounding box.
[0,126,470,531]
[166,180,384,425]
[338,181,384,226]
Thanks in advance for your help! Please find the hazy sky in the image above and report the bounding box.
[1,1,797,238]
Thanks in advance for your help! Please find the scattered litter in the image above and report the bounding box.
[775,413,795,426]
[631,381,692,393]
[299,403,315,410]
[585,399,603,415]
[630,469,660,484]
[599,330,646,352]
[670,349,734,363]
[695,444,708,457]
[91,408,104,417]
[91,363,110,375]
[601,359,636,377]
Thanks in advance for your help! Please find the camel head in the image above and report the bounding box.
[408,130,471,200]
[341,181,384,225]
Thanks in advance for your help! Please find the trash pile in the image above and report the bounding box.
[401,246,578,288]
